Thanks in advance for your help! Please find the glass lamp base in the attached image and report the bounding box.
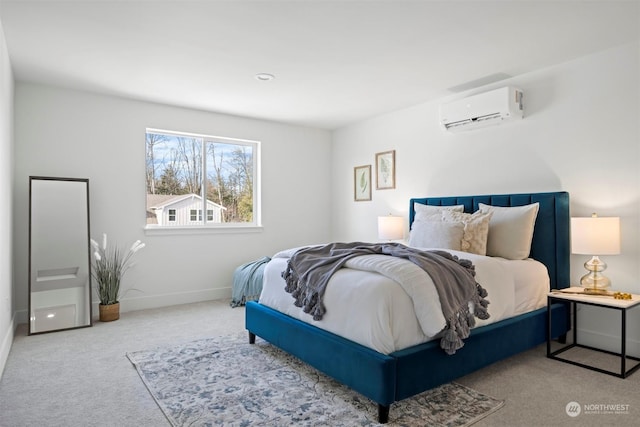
[580,255,611,294]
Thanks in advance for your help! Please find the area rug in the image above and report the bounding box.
[127,333,504,426]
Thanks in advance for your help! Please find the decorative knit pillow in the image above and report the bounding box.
[441,210,493,255]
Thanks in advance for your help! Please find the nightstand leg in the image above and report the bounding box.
[572,301,577,344]
[546,298,551,356]
[621,309,627,377]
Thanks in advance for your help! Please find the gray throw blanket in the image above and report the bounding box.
[282,242,490,354]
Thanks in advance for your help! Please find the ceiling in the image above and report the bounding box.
[0,1,638,130]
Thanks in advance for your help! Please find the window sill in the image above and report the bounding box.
[144,224,263,236]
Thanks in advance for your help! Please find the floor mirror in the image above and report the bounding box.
[29,176,93,334]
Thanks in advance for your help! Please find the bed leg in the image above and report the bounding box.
[377,404,389,424]
[557,333,567,344]
[248,331,256,344]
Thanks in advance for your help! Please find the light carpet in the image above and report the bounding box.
[127,333,504,426]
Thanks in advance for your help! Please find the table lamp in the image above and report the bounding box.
[571,214,620,294]
[378,215,404,241]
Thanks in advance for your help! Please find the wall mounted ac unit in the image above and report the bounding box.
[439,86,523,132]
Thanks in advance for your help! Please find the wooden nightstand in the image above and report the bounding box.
[547,287,640,378]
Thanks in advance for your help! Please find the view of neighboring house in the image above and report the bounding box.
[146,194,226,226]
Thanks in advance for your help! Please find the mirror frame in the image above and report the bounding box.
[28,176,93,334]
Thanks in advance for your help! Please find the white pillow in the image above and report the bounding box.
[441,210,493,255]
[408,220,464,250]
[478,202,540,260]
[413,203,464,222]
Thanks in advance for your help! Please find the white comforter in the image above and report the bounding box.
[259,247,549,354]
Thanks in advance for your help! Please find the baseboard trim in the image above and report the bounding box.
[14,288,233,326]
[577,327,640,358]
[0,313,16,380]
[93,287,232,314]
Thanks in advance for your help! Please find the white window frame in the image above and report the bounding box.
[145,128,262,235]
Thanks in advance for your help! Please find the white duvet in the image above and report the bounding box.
[259,246,549,354]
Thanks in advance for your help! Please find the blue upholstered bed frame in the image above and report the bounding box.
[245,191,571,423]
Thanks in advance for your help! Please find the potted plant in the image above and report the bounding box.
[91,233,145,321]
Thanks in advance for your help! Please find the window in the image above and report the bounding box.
[187,209,213,222]
[145,129,260,228]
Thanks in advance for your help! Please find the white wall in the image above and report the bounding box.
[12,84,332,321]
[0,19,14,379]
[331,42,640,353]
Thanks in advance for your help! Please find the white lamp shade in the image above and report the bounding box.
[378,216,404,240]
[571,216,621,255]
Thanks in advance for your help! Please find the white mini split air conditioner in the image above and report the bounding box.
[439,86,524,132]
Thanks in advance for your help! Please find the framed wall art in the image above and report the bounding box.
[375,150,395,190]
[353,165,372,201]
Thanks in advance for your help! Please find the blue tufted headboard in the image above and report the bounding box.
[409,191,570,290]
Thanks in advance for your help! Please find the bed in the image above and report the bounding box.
[245,191,571,423]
